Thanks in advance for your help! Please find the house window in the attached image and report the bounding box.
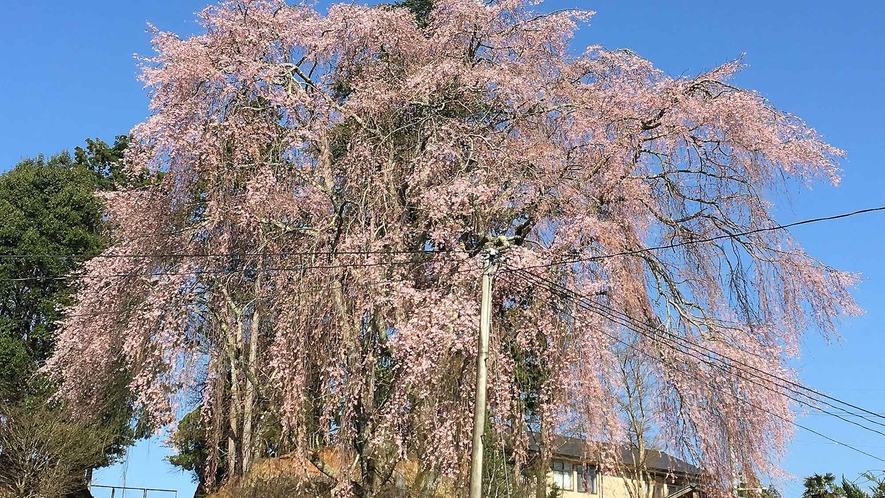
[577,465,598,494]
[652,481,664,498]
[552,461,575,491]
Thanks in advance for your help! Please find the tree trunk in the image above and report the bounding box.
[535,421,549,498]
[241,299,261,474]
[227,369,240,479]
[206,367,226,491]
[354,329,379,498]
[218,287,246,479]
[226,325,242,478]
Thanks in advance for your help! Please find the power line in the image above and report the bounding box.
[0,284,336,326]
[508,268,885,448]
[792,439,885,450]
[4,204,882,284]
[4,205,881,267]
[0,247,460,261]
[511,269,885,439]
[576,295,885,427]
[511,275,885,440]
[506,270,885,463]
[0,252,467,284]
[763,407,885,464]
[514,205,885,271]
[509,267,885,425]
[592,302,885,428]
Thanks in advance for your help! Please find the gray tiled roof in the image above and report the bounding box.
[528,434,701,476]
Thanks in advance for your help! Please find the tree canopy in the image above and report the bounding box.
[800,472,885,498]
[46,1,857,496]
[0,148,109,402]
[0,137,146,498]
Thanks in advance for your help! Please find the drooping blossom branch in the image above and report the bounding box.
[45,0,858,495]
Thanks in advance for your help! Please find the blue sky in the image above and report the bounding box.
[2,1,884,497]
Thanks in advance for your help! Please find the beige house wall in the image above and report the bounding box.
[547,465,677,498]
[595,474,673,498]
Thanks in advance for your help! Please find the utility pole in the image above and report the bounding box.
[468,247,500,498]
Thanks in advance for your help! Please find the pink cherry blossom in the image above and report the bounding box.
[45,0,858,495]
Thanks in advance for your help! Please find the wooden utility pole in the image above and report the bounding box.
[469,247,500,498]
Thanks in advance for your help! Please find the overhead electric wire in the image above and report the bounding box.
[0,283,336,326]
[509,266,885,424]
[3,204,881,283]
[2,216,880,459]
[508,268,885,437]
[5,205,882,407]
[506,269,885,463]
[573,290,885,425]
[3,205,880,267]
[584,296,885,427]
[510,268,885,436]
[0,251,469,284]
[750,401,885,464]
[0,247,461,261]
[515,205,885,271]
[512,277,885,445]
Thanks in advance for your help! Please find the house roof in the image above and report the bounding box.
[666,483,701,498]
[528,434,701,476]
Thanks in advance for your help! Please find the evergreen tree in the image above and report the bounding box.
[0,136,146,497]
[803,473,845,498]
